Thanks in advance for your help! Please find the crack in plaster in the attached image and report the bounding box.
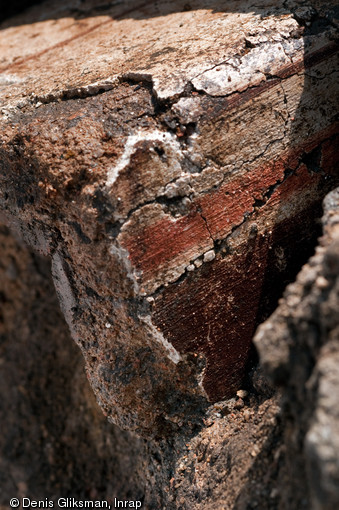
[32,77,120,106]
[105,128,183,188]
[2,21,304,119]
[101,61,300,232]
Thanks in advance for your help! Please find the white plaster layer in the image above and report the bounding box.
[139,315,182,364]
[192,42,294,96]
[106,129,183,187]
[109,243,140,295]
[0,74,23,86]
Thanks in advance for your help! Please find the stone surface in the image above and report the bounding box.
[255,188,339,510]
[0,0,338,435]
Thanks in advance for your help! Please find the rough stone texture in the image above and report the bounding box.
[255,188,339,510]
[0,0,338,435]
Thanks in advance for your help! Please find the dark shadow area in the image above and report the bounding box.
[1,0,289,28]
[0,224,145,504]
[0,0,45,23]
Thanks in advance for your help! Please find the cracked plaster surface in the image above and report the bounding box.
[0,1,303,115]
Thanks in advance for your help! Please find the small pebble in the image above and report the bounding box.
[194,258,203,268]
[203,250,216,263]
[243,409,252,421]
[316,276,329,289]
[251,445,260,457]
[234,399,244,410]
[270,488,279,499]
